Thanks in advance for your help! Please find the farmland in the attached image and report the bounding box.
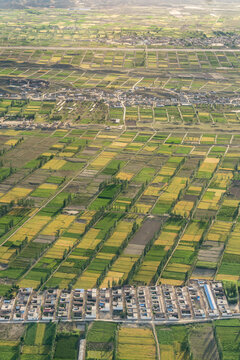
[0,320,239,360]
[0,0,239,355]
[117,326,156,360]
[0,3,240,48]
[0,128,238,293]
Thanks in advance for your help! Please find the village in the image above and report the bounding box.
[0,280,238,323]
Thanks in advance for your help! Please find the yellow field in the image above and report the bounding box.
[76,228,101,250]
[66,210,96,234]
[206,221,232,242]
[191,273,213,280]
[75,272,99,289]
[177,245,195,251]
[110,141,128,148]
[101,271,125,288]
[41,214,76,236]
[198,189,225,211]
[167,263,191,272]
[144,145,157,152]
[165,223,182,232]
[156,178,187,211]
[53,129,67,134]
[0,341,19,346]
[160,278,183,286]
[90,151,116,169]
[0,187,32,203]
[113,199,131,211]
[96,252,115,261]
[222,198,239,208]
[155,232,177,249]
[118,327,156,360]
[45,237,76,259]
[185,136,199,143]
[41,152,56,157]
[201,136,215,143]
[101,255,138,287]
[144,186,162,196]
[0,247,16,263]
[104,221,133,247]
[116,171,134,181]
[181,221,205,243]
[18,279,40,288]
[225,224,240,255]
[0,130,18,136]
[191,149,207,156]
[132,202,151,214]
[97,134,117,139]
[158,166,176,177]
[59,151,75,157]
[167,177,187,194]
[173,200,194,217]
[65,146,79,151]
[5,139,18,146]
[211,171,233,189]
[42,158,66,170]
[8,215,51,246]
[198,157,219,173]
[188,186,202,194]
[51,144,64,149]
[38,183,58,190]
[152,175,166,183]
[54,272,75,279]
[216,274,240,282]
[160,345,175,360]
[67,221,86,234]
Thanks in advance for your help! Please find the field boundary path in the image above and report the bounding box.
[78,339,86,360]
[152,322,161,360]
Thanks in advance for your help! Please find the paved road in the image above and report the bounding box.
[0,46,240,52]
[1,314,240,325]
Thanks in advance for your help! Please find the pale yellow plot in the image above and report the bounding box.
[0,187,32,203]
[116,172,134,181]
[42,158,66,170]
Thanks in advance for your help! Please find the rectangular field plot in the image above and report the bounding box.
[20,323,56,360]
[117,327,156,360]
[156,325,191,359]
[86,322,117,360]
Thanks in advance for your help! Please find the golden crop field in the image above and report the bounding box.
[116,172,134,181]
[90,151,116,169]
[173,200,194,217]
[42,158,67,170]
[118,327,156,360]
[8,215,51,246]
[41,214,76,236]
[0,187,32,203]
[5,139,18,146]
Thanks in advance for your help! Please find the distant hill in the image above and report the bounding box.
[0,0,77,8]
[0,0,238,8]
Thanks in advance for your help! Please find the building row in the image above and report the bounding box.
[0,281,238,322]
